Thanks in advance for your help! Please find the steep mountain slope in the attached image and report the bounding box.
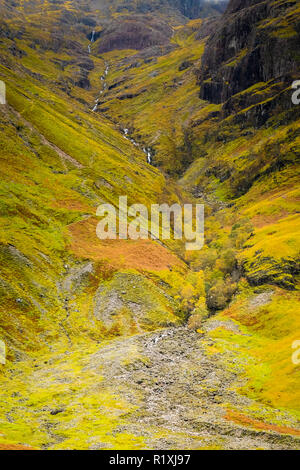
[182,0,300,423]
[90,0,300,420]
[87,0,228,19]
[183,0,300,288]
[0,0,299,450]
[1,0,196,355]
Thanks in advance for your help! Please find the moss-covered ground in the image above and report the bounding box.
[0,0,299,449]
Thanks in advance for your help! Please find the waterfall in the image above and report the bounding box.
[91,62,109,112]
[123,130,153,165]
[143,147,152,164]
[88,30,96,53]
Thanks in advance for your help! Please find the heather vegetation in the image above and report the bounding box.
[0,0,299,450]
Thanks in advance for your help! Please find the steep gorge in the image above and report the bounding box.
[0,0,299,450]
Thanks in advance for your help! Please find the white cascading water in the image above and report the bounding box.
[92,62,109,112]
[91,63,153,165]
[88,30,96,53]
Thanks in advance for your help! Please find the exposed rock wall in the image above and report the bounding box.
[197,0,300,109]
[168,0,228,18]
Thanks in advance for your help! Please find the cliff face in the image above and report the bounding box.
[90,1,228,53]
[225,0,264,13]
[198,0,300,112]
[168,0,228,18]
[95,15,173,53]
[177,0,300,291]
[85,0,228,20]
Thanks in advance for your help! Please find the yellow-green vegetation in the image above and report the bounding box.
[204,284,300,420]
[0,342,146,450]
[0,0,299,450]
[96,21,207,173]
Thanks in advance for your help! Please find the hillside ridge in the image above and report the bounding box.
[0,0,299,450]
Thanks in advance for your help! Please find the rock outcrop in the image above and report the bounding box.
[168,0,228,18]
[95,15,173,53]
[198,0,300,112]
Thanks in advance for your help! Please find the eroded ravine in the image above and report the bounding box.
[1,303,300,450]
[84,326,300,450]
